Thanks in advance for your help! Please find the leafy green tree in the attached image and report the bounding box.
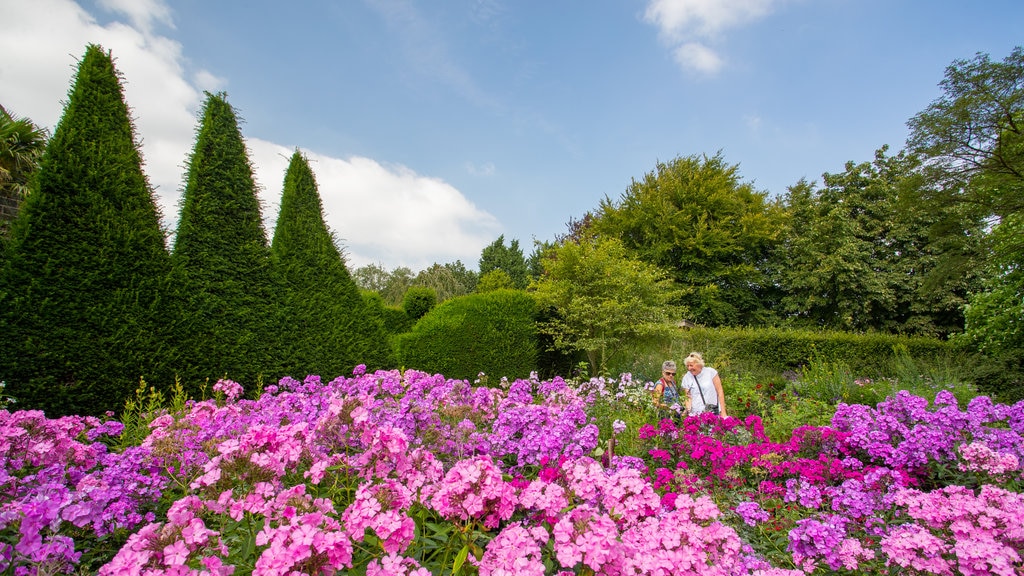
[594,153,784,326]
[271,151,394,376]
[777,148,980,335]
[402,285,437,321]
[477,269,515,292]
[0,106,48,241]
[0,45,176,415]
[172,92,281,390]
[412,260,477,301]
[907,47,1024,396]
[530,237,681,375]
[353,263,415,306]
[479,235,529,289]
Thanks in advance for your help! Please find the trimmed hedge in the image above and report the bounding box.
[671,326,953,375]
[0,45,178,416]
[397,289,538,381]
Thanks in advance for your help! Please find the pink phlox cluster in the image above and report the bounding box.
[879,523,953,575]
[887,485,1024,575]
[518,477,569,520]
[98,514,230,576]
[191,423,308,490]
[253,510,353,575]
[551,506,624,574]
[430,455,516,528]
[365,552,431,576]
[351,424,412,481]
[312,393,379,453]
[213,379,244,402]
[617,494,742,575]
[342,480,415,554]
[596,466,661,523]
[788,514,875,572]
[476,523,550,576]
[958,441,1021,477]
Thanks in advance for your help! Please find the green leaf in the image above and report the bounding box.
[452,544,470,574]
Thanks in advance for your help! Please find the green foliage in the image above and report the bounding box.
[478,235,529,289]
[413,260,477,301]
[762,395,835,444]
[476,269,514,292]
[776,148,980,336]
[402,285,437,321]
[594,152,785,326]
[0,45,177,416]
[362,290,413,335]
[0,105,48,240]
[531,237,682,375]
[271,151,394,377]
[397,290,538,381]
[171,92,282,393]
[352,263,415,306]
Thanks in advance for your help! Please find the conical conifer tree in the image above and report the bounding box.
[271,151,394,376]
[172,92,281,389]
[0,44,176,416]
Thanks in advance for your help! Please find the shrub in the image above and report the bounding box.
[402,285,437,321]
[397,290,538,381]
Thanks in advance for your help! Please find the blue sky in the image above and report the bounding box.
[2,0,1022,272]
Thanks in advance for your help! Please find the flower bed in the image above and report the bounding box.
[1,368,1022,575]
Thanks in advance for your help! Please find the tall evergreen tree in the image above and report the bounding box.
[172,92,280,389]
[478,235,529,289]
[271,150,394,376]
[0,45,176,416]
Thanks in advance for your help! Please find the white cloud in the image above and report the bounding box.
[643,0,778,74]
[673,42,724,74]
[0,0,499,271]
[249,140,501,271]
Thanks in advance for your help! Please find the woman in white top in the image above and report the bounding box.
[681,352,728,417]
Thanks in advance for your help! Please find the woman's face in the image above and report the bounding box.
[686,362,701,375]
[663,368,676,381]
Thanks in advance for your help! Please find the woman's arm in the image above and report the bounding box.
[713,374,727,417]
[652,381,665,408]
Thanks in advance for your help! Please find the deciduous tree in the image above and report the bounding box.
[530,237,681,374]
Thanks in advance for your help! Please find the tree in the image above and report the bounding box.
[594,153,784,326]
[776,148,980,335]
[479,235,529,289]
[412,260,477,301]
[907,47,1024,396]
[477,269,515,292]
[530,237,681,375]
[172,92,281,390]
[271,150,394,376]
[352,263,415,306]
[0,106,48,240]
[0,45,176,415]
[907,47,1024,217]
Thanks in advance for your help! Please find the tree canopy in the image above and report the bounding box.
[594,152,784,327]
[530,237,681,374]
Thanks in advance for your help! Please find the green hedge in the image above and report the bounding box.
[397,289,538,381]
[668,326,952,376]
